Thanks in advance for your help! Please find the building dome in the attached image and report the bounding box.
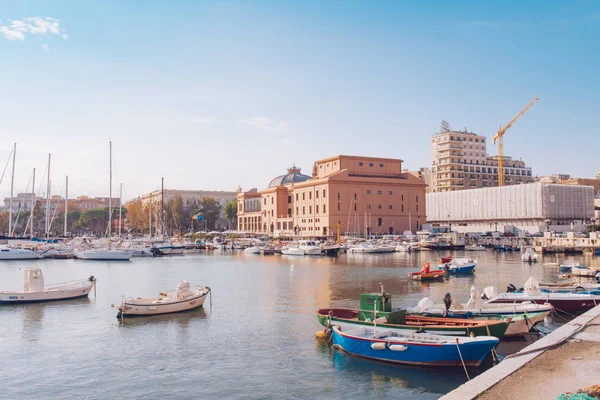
[268,165,310,188]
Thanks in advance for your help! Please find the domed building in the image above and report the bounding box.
[237,155,427,238]
[268,165,311,188]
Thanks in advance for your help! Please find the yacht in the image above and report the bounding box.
[0,246,42,260]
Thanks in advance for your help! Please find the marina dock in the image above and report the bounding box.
[441,305,600,400]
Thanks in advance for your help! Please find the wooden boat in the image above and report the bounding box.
[115,281,211,318]
[330,325,498,367]
[316,308,509,339]
[571,265,598,277]
[408,269,445,281]
[0,268,96,304]
[440,256,453,263]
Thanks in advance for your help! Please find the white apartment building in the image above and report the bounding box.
[430,122,533,192]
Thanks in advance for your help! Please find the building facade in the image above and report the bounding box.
[237,155,427,238]
[430,124,533,192]
[3,193,120,214]
[426,183,595,234]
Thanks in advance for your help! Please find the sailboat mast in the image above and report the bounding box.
[161,177,164,236]
[45,154,51,239]
[109,141,112,239]
[119,182,122,237]
[31,168,35,238]
[64,175,68,237]
[149,199,152,237]
[8,143,16,236]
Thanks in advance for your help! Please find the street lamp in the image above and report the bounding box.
[448,214,452,232]
[545,218,551,232]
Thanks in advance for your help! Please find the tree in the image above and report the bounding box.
[125,200,148,233]
[224,200,238,229]
[199,197,222,231]
[0,212,8,235]
[32,200,44,234]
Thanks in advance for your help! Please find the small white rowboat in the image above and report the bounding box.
[115,281,211,318]
[0,268,96,304]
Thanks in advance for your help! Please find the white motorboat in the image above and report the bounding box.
[521,247,539,262]
[347,243,379,254]
[244,246,262,254]
[465,245,486,251]
[115,281,211,318]
[570,265,598,277]
[0,246,42,260]
[282,240,322,256]
[395,243,414,252]
[0,268,96,304]
[74,249,134,261]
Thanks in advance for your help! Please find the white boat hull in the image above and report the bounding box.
[117,287,210,317]
[504,313,548,336]
[0,248,42,260]
[74,250,134,260]
[282,248,305,256]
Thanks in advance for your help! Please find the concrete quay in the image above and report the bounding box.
[440,305,600,400]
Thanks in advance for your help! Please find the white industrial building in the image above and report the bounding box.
[426,183,595,234]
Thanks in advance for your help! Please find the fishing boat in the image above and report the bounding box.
[408,287,553,336]
[486,277,600,313]
[330,325,498,367]
[521,247,539,263]
[440,256,453,264]
[408,262,445,281]
[465,245,486,251]
[440,258,477,274]
[316,293,509,339]
[0,246,42,260]
[0,268,96,304]
[114,281,211,318]
[570,265,598,277]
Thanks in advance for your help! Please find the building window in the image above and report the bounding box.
[402,204,404,212]
[401,195,404,201]
[264,198,266,205]
[354,203,357,211]
[388,191,392,195]
[323,189,326,198]
[309,206,312,214]
[288,195,292,203]
[369,163,374,167]
[302,206,305,214]
[296,207,298,214]
[377,218,382,227]
[323,205,326,214]
[271,197,274,204]
[354,193,357,200]
[379,164,384,168]
[388,205,392,209]
[416,195,419,202]
[316,205,319,214]
[367,204,371,209]
[416,205,419,212]
[309,192,312,200]
[337,203,340,211]
[367,190,371,194]
[359,162,363,166]
[288,208,292,215]
[303,193,305,200]
[377,205,382,209]
[377,190,382,195]
[337,192,340,201]
[296,193,298,201]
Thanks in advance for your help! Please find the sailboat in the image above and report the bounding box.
[74,142,133,261]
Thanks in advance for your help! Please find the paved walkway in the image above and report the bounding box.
[440,305,600,400]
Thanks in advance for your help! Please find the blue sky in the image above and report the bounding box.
[1,1,599,201]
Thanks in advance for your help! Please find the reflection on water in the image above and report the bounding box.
[0,250,597,399]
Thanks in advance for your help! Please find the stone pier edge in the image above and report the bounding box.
[439,304,600,400]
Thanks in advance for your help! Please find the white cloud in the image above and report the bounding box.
[0,17,67,41]
[41,44,50,51]
[239,116,289,135]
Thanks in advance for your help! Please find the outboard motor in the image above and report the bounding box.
[506,284,518,293]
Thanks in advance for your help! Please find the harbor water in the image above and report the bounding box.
[1,250,598,399]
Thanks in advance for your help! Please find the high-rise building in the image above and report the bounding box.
[430,121,533,192]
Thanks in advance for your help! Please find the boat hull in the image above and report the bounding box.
[488,297,596,314]
[117,289,209,317]
[74,250,134,261]
[409,270,445,281]
[0,249,42,260]
[331,327,497,367]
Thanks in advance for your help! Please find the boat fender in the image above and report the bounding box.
[389,345,407,352]
[315,331,326,339]
[371,342,387,350]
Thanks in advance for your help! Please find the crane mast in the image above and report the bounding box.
[492,96,538,186]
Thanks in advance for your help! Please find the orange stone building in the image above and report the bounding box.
[237,155,427,238]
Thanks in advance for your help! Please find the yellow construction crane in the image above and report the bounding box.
[492,96,539,186]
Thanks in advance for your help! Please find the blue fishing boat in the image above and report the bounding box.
[439,257,477,274]
[331,326,498,367]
